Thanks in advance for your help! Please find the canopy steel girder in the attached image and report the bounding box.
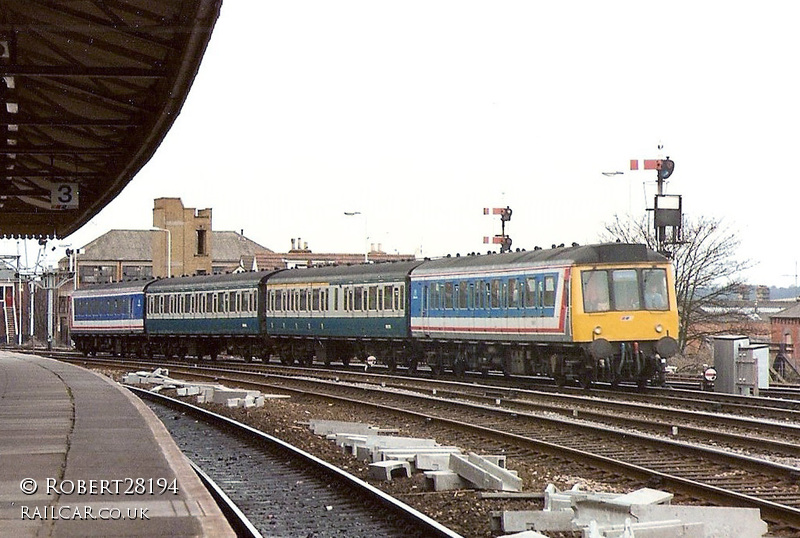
[0,0,223,238]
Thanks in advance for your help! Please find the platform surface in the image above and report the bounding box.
[0,351,235,537]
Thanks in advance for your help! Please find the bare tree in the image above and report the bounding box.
[601,214,752,354]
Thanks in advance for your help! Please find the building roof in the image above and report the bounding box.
[70,229,271,264]
[212,231,272,263]
[253,250,416,271]
[770,301,800,320]
[79,230,154,261]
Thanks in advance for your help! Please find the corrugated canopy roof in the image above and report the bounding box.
[0,0,222,238]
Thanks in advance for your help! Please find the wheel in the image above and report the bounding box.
[453,358,466,378]
[579,368,593,389]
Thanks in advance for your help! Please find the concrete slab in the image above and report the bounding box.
[491,508,576,533]
[309,419,380,436]
[449,453,522,491]
[368,460,412,481]
[423,471,470,491]
[606,487,673,507]
[631,505,768,538]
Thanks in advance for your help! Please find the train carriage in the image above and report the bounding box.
[144,271,279,360]
[265,261,424,367]
[408,243,679,386]
[70,279,153,357]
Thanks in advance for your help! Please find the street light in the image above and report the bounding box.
[152,227,171,278]
[343,211,368,262]
[601,171,632,215]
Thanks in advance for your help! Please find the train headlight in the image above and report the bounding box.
[655,324,663,333]
[593,326,602,336]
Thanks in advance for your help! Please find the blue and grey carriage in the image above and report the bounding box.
[264,261,423,367]
[144,271,280,360]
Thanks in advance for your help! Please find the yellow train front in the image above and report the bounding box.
[568,245,679,388]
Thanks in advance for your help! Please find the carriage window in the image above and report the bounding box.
[582,270,609,312]
[543,276,556,307]
[354,287,363,310]
[611,270,640,310]
[508,279,520,308]
[368,286,378,310]
[525,278,537,308]
[380,286,389,311]
[313,289,321,311]
[643,269,669,310]
[430,283,440,310]
[459,281,469,309]
[393,287,401,310]
[490,279,501,308]
[444,282,454,309]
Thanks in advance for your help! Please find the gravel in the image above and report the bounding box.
[186,391,632,537]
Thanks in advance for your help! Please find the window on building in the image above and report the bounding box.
[196,229,207,256]
[122,265,152,280]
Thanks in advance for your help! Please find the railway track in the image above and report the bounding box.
[134,387,462,538]
[43,353,800,534]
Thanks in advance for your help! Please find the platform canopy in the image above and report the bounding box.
[0,0,223,238]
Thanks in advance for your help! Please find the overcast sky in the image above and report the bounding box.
[10,1,800,286]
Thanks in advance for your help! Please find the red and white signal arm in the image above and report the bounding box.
[703,367,717,382]
[50,183,79,209]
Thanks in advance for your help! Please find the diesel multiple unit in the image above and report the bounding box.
[70,243,679,387]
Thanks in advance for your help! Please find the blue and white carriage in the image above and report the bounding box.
[70,279,152,356]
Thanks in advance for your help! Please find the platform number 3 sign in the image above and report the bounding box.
[50,183,79,209]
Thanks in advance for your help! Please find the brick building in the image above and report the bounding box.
[770,302,800,373]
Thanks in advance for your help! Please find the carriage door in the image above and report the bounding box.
[421,284,430,337]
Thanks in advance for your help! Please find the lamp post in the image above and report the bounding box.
[153,227,171,278]
[601,171,632,215]
[343,211,368,263]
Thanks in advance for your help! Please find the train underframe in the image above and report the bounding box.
[73,333,668,388]
[267,335,668,388]
[72,334,269,362]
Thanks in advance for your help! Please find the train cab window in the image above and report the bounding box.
[611,270,640,310]
[643,269,669,310]
[582,271,610,312]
